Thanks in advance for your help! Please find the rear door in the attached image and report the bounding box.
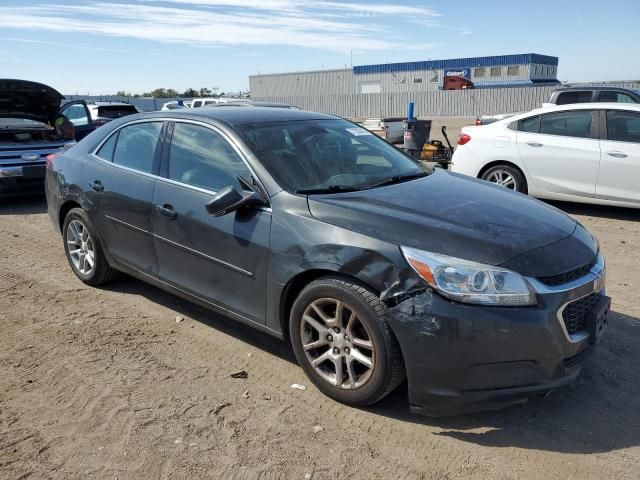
[516,110,601,198]
[59,101,96,140]
[595,110,640,204]
[86,120,166,274]
[152,120,272,323]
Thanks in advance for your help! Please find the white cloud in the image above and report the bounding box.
[0,1,441,52]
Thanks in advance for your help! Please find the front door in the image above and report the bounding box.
[59,101,96,140]
[516,110,600,198]
[152,121,272,323]
[596,110,640,205]
[85,120,165,275]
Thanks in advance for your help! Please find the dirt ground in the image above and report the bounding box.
[1,196,639,480]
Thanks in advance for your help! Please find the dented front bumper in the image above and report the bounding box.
[384,283,605,416]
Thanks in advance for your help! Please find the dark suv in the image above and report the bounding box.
[46,107,609,416]
[551,86,640,105]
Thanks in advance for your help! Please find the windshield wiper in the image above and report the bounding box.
[364,172,428,190]
[295,185,361,194]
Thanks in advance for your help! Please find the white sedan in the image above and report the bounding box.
[451,103,640,209]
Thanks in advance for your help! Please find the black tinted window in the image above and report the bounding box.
[97,105,138,118]
[238,119,424,192]
[96,132,118,161]
[518,115,540,133]
[539,111,592,138]
[168,123,251,192]
[598,91,637,104]
[112,122,162,173]
[555,91,594,105]
[606,111,640,143]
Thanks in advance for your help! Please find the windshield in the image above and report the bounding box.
[238,119,427,193]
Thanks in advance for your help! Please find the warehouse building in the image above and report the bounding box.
[249,53,559,97]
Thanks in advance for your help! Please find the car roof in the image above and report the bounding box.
[554,86,638,92]
[141,106,338,125]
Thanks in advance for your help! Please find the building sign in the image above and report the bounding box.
[444,68,471,80]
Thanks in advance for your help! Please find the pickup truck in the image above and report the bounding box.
[476,86,640,125]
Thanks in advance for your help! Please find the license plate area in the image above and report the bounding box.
[586,295,611,344]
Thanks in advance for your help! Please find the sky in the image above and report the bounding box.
[1,0,639,95]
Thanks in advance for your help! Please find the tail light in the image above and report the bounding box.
[458,133,472,146]
[94,118,109,126]
[475,118,482,126]
[45,153,56,169]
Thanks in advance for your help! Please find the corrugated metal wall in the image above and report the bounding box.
[252,86,557,118]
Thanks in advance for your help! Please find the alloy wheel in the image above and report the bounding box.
[66,219,95,275]
[300,298,375,389]
[485,169,517,190]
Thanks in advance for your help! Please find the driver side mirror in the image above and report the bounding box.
[205,186,265,217]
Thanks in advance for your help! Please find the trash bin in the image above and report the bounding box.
[403,119,432,158]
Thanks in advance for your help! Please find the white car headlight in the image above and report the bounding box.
[401,247,536,306]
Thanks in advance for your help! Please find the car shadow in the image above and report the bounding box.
[102,275,297,365]
[365,309,640,454]
[103,274,640,455]
[0,195,47,215]
[545,200,640,221]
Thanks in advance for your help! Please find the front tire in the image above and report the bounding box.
[62,208,119,286]
[481,164,527,193]
[289,277,405,407]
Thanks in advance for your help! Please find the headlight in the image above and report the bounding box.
[401,247,536,306]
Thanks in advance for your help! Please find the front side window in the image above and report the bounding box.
[606,111,640,143]
[112,122,163,173]
[238,119,426,193]
[64,104,89,126]
[168,123,251,192]
[539,111,592,138]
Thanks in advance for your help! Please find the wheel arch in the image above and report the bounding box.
[477,160,529,193]
[279,269,382,340]
[58,200,82,231]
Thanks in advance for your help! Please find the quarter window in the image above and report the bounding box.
[168,123,251,192]
[96,131,118,161]
[112,122,163,173]
[606,111,640,143]
[539,111,592,139]
[518,115,541,133]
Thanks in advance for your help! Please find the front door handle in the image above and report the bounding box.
[155,204,177,219]
[526,142,544,147]
[89,180,104,192]
[606,151,628,158]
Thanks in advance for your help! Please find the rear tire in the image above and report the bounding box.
[480,164,527,193]
[62,208,119,286]
[289,277,405,407]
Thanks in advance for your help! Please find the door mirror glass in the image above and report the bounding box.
[205,186,263,216]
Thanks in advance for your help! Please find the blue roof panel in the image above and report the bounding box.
[353,53,558,75]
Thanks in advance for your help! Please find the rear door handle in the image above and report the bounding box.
[155,204,177,219]
[89,180,104,192]
[526,142,544,147]
[606,151,628,158]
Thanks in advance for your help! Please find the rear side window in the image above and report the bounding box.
[168,123,251,192]
[555,91,593,105]
[96,132,118,161]
[606,111,640,143]
[539,111,592,138]
[518,115,541,133]
[112,122,163,173]
[598,91,638,104]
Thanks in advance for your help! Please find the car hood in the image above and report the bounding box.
[0,79,64,126]
[307,170,588,275]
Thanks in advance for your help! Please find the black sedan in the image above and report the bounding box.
[46,107,609,416]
